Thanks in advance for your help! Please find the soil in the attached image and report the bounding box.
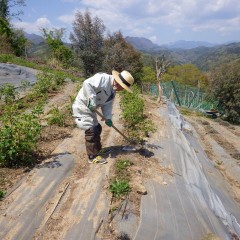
[0,82,239,239]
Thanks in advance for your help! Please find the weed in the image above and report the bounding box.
[215,160,223,165]
[109,179,131,197]
[20,80,31,91]
[0,190,6,200]
[116,159,132,173]
[0,83,17,104]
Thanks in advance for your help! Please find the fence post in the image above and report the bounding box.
[171,81,181,106]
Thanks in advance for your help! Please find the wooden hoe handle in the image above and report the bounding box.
[94,109,131,143]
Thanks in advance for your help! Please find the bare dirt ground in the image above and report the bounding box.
[0,82,239,239]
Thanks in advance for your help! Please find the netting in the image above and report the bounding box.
[142,81,218,112]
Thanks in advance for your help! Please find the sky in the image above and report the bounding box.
[13,0,240,45]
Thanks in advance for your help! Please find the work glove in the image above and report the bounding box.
[105,119,113,127]
[88,99,96,111]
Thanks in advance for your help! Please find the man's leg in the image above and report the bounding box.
[85,123,102,158]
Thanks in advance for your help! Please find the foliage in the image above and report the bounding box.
[0,17,14,53]
[70,10,106,77]
[0,32,13,54]
[0,0,26,56]
[120,85,155,141]
[0,104,42,167]
[120,85,144,127]
[115,159,132,174]
[0,0,25,20]
[0,190,6,200]
[41,28,73,67]
[208,61,240,124]
[109,179,131,197]
[26,72,65,100]
[47,107,65,127]
[141,66,156,83]
[102,31,143,82]
[0,83,17,104]
[162,64,209,90]
[10,28,27,56]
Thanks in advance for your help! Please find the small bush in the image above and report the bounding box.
[0,105,42,167]
[120,85,155,141]
[0,83,17,104]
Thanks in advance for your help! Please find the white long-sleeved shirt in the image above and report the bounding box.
[72,73,115,130]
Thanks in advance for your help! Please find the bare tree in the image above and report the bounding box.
[155,56,170,103]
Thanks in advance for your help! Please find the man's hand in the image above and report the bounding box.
[105,119,113,127]
[88,99,96,111]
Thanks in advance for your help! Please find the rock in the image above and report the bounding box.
[136,184,147,195]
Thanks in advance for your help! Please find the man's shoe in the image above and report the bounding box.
[88,155,107,164]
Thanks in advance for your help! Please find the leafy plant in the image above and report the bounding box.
[20,80,31,91]
[0,83,17,104]
[0,104,42,167]
[47,107,65,126]
[208,61,240,124]
[116,159,132,173]
[109,179,131,197]
[120,84,155,141]
[0,190,6,200]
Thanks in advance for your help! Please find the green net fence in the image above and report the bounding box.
[142,81,219,112]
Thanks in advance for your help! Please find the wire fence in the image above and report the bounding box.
[142,81,218,112]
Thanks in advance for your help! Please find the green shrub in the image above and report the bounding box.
[0,190,6,200]
[120,85,144,127]
[109,179,131,197]
[47,107,65,126]
[0,54,15,63]
[120,84,155,141]
[0,83,17,104]
[0,105,42,167]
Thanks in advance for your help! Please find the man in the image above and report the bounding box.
[72,70,134,164]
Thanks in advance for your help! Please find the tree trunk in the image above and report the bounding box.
[157,82,163,103]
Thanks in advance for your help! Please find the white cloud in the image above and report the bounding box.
[14,17,53,34]
[58,14,75,24]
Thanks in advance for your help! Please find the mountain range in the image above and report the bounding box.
[24,32,240,71]
[125,36,220,50]
[25,32,221,50]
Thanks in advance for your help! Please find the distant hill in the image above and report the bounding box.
[125,36,219,51]
[125,36,160,50]
[24,32,45,45]
[125,36,240,71]
[162,40,218,49]
[146,42,240,71]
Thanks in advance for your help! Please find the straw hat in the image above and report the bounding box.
[112,70,134,93]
